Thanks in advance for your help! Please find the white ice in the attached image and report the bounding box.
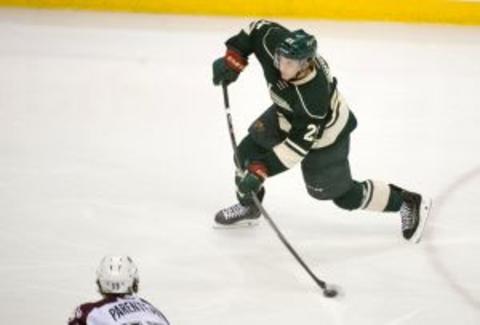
[0,8,479,324]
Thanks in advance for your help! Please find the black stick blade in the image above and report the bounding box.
[322,284,343,299]
[323,288,338,298]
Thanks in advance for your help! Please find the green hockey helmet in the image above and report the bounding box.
[275,29,317,63]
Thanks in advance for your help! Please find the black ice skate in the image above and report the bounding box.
[397,189,432,243]
[214,203,261,227]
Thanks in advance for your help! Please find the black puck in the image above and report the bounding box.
[323,288,338,298]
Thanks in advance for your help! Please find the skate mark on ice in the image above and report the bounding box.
[425,165,480,311]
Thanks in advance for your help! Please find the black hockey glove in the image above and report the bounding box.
[212,48,247,86]
[236,162,267,206]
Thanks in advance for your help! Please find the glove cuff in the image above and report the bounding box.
[248,162,268,180]
[225,48,248,72]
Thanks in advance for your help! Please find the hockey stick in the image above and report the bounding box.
[221,83,339,298]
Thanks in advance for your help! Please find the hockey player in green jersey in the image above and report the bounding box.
[212,20,431,242]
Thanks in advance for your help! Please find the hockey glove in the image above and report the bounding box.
[236,162,268,206]
[212,48,248,86]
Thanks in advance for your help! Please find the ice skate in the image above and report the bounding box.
[214,203,261,228]
[398,190,432,243]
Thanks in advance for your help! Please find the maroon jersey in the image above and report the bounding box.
[68,295,169,325]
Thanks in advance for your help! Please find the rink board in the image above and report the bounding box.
[1,0,480,25]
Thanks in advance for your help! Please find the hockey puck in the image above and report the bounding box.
[323,289,338,298]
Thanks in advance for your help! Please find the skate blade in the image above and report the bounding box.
[212,219,260,229]
[411,197,432,243]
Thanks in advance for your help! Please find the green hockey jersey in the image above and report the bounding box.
[225,20,357,176]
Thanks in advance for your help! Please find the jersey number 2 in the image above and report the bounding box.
[304,124,318,142]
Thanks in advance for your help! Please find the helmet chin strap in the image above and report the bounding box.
[287,61,314,82]
[293,70,306,81]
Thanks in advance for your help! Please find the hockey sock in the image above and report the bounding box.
[334,180,402,212]
[385,184,403,212]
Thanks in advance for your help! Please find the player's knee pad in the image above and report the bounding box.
[333,182,364,210]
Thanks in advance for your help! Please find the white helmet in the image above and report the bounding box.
[96,255,139,294]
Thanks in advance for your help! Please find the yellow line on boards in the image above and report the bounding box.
[1,0,480,25]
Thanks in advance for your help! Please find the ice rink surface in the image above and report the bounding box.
[0,8,479,324]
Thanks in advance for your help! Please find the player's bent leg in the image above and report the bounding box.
[248,105,285,149]
[237,134,270,168]
[333,180,402,212]
[302,136,354,201]
[215,135,267,228]
[332,181,364,210]
[359,181,432,242]
[333,180,432,243]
